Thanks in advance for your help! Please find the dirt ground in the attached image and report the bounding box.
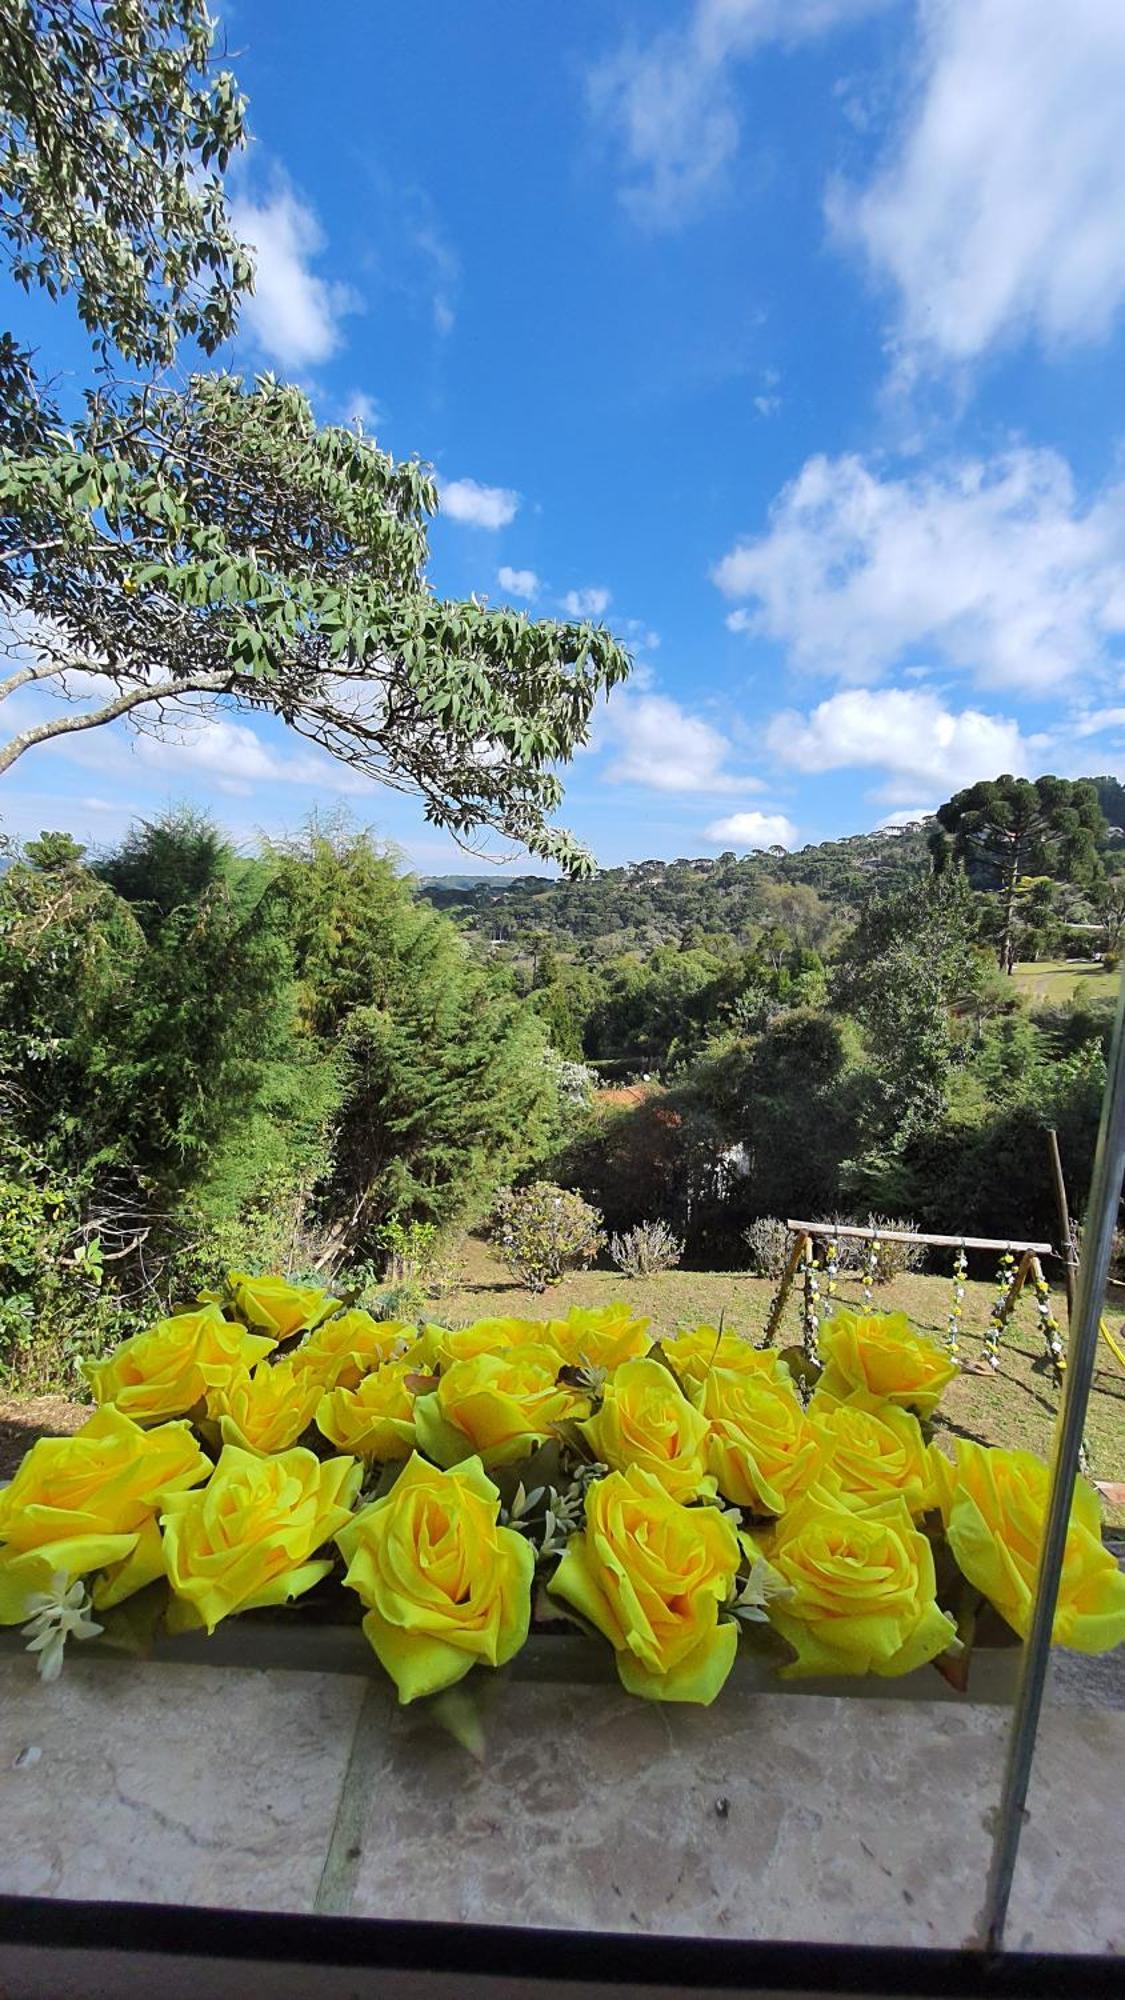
[0,1392,89,1480]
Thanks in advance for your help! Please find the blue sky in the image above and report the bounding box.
[5,0,1125,872]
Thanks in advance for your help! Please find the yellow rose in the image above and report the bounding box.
[224,1272,339,1341]
[82,1304,274,1423]
[545,1303,653,1371]
[161,1444,361,1633]
[665,1324,796,1398]
[414,1346,584,1468]
[206,1359,323,1455]
[696,1370,824,1515]
[934,1441,1125,1654]
[0,1407,211,1623]
[317,1359,418,1461]
[754,1490,957,1678]
[582,1357,715,1502]
[817,1309,958,1417]
[418,1317,538,1367]
[809,1392,939,1517]
[548,1465,740,1703]
[290,1311,415,1390]
[336,1452,534,1702]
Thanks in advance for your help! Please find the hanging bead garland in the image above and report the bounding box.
[800,1247,822,1370]
[1032,1267,1066,1385]
[823,1234,840,1316]
[984,1249,1017,1371]
[947,1245,967,1358]
[862,1235,880,1309]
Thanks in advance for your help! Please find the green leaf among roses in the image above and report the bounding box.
[778,1344,822,1395]
[90,1577,172,1660]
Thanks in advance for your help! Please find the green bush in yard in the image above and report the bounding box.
[493,1182,604,1291]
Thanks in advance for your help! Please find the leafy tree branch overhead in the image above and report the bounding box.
[0,0,251,366]
[0,370,631,871]
[0,2,632,874]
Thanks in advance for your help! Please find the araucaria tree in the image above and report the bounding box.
[933,775,1105,973]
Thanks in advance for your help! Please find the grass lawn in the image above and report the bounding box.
[1010,958,1120,1006]
[3,1236,1123,1523]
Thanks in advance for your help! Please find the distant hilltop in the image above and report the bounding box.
[418,816,939,897]
[415,820,940,948]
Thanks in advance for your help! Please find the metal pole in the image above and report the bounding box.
[982,975,1125,1952]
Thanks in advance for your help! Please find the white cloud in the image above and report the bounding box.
[130,717,371,798]
[704,809,798,849]
[622,618,661,652]
[714,449,1125,693]
[601,690,760,793]
[438,478,519,529]
[753,394,781,417]
[411,218,459,336]
[562,587,612,619]
[830,0,1125,366]
[1,675,372,800]
[765,688,1036,804]
[231,183,357,368]
[1068,706,1125,740]
[589,0,892,225]
[877,806,936,829]
[497,566,540,601]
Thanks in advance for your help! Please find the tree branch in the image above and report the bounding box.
[0,656,66,705]
[0,670,234,775]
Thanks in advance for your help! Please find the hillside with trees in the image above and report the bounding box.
[416,782,1123,1259]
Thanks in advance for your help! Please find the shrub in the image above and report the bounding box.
[865,1214,926,1282]
[609,1219,684,1278]
[492,1181,604,1291]
[379,1215,441,1286]
[742,1216,793,1279]
[819,1218,865,1273]
[367,1280,430,1323]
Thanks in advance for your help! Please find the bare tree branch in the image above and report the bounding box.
[0,653,64,704]
[0,669,234,775]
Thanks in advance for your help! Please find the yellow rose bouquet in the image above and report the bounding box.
[3,1280,1122,1709]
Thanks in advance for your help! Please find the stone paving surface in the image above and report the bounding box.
[0,1657,368,1911]
[0,1651,1120,1955]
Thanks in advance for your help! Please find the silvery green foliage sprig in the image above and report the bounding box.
[504,1461,609,1559]
[569,1356,609,1402]
[730,1557,795,1625]
[21,1573,102,1682]
[947,1246,967,1357]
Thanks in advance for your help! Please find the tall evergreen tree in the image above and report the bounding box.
[933,775,1105,972]
[270,825,556,1258]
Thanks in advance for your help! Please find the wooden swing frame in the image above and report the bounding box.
[765,1222,1053,1349]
